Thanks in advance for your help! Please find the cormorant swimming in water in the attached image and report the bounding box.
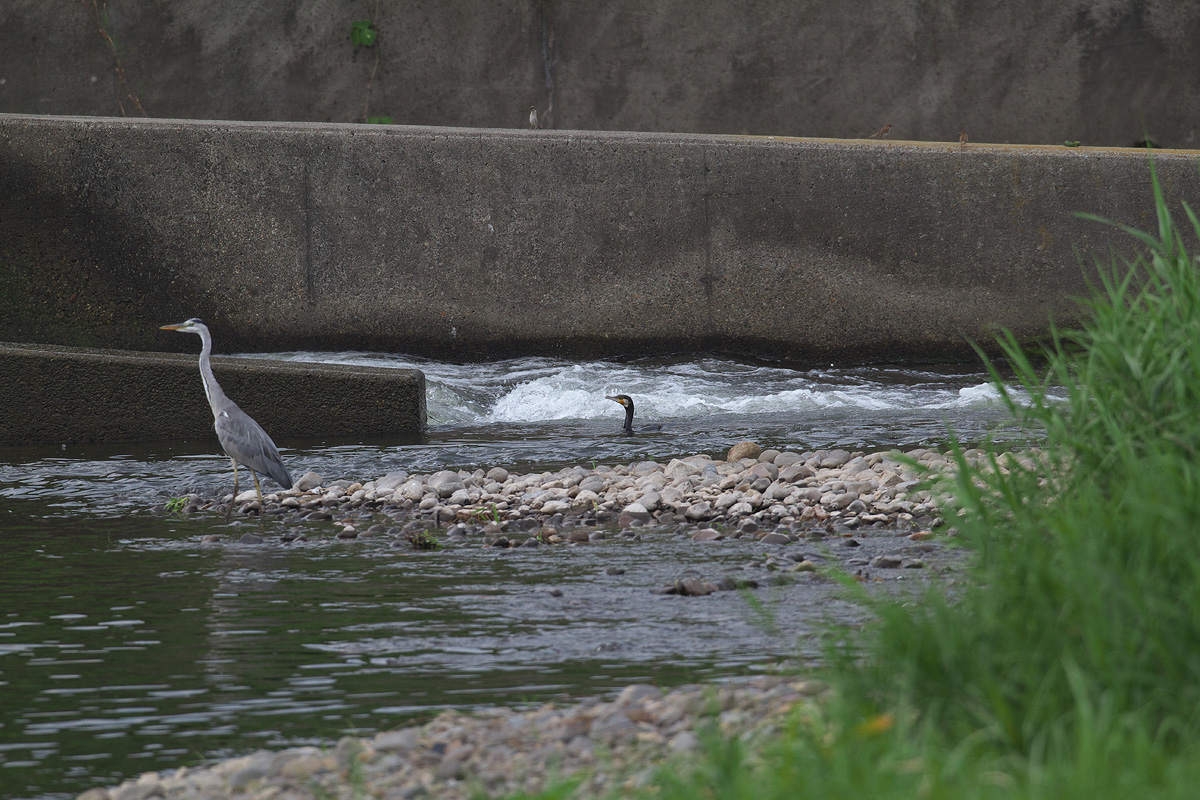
[605,394,662,434]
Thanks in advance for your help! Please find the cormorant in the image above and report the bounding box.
[605,394,662,434]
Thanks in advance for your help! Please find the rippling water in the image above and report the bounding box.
[0,354,1023,799]
[0,354,1023,512]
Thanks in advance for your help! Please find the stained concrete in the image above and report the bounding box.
[1,1,1198,148]
[0,342,426,445]
[2,114,1199,365]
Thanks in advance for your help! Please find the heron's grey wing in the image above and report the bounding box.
[214,405,294,489]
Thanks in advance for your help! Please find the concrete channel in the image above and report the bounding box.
[0,341,426,445]
[2,113,1199,442]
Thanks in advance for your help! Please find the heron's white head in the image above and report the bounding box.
[159,318,206,334]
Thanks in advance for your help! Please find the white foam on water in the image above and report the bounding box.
[237,352,1011,426]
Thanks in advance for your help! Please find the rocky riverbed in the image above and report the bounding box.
[96,442,1010,800]
[165,442,998,549]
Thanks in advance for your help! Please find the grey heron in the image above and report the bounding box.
[160,318,293,518]
[605,394,662,434]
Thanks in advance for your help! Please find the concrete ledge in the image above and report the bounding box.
[3,114,1200,363]
[0,342,426,445]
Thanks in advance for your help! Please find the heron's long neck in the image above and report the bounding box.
[197,328,228,419]
[624,404,635,433]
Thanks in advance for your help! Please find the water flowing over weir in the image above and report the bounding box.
[240,352,1019,476]
[0,355,1025,800]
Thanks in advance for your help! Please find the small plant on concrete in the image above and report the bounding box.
[350,20,377,47]
[82,0,148,116]
[351,3,389,124]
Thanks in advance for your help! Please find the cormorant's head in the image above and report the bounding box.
[605,394,633,408]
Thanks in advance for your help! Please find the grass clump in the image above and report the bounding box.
[867,165,1200,752]
[510,168,1200,799]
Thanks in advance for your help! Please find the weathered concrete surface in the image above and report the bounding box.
[0,342,426,445]
[1,1,1198,148]
[2,114,1199,363]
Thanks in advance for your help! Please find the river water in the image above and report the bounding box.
[0,354,1021,799]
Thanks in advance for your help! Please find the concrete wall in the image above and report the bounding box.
[2,113,1200,365]
[1,1,1198,148]
[0,342,426,445]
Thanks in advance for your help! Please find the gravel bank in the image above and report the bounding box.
[78,676,828,800]
[164,443,1008,547]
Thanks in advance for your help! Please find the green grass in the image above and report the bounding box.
[508,165,1200,798]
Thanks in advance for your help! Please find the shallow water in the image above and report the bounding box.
[0,354,1015,799]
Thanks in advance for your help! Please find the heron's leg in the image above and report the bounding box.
[252,471,264,517]
[227,458,239,521]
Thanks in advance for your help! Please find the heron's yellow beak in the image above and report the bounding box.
[159,323,186,331]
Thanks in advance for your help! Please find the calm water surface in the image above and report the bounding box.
[0,355,1025,799]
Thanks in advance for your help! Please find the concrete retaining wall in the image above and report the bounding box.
[3,114,1199,365]
[1,1,1198,148]
[0,342,426,445]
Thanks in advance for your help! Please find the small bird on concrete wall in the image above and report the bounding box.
[868,123,892,139]
[529,106,540,129]
[959,130,968,148]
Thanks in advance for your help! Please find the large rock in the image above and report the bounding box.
[621,502,652,524]
[398,479,426,501]
[374,472,410,492]
[293,471,324,492]
[428,470,466,498]
[577,475,607,494]
[726,441,762,462]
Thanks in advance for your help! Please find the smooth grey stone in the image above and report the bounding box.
[758,449,781,464]
[293,471,324,492]
[398,479,425,501]
[577,475,607,493]
[780,463,816,481]
[774,451,803,468]
[230,763,268,791]
[374,728,420,753]
[748,462,779,481]
[374,472,409,492]
[428,470,466,498]
[819,449,853,468]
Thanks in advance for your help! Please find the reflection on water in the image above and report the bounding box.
[0,504,869,799]
[0,355,1019,799]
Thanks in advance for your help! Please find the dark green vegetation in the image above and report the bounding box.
[549,173,1200,797]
